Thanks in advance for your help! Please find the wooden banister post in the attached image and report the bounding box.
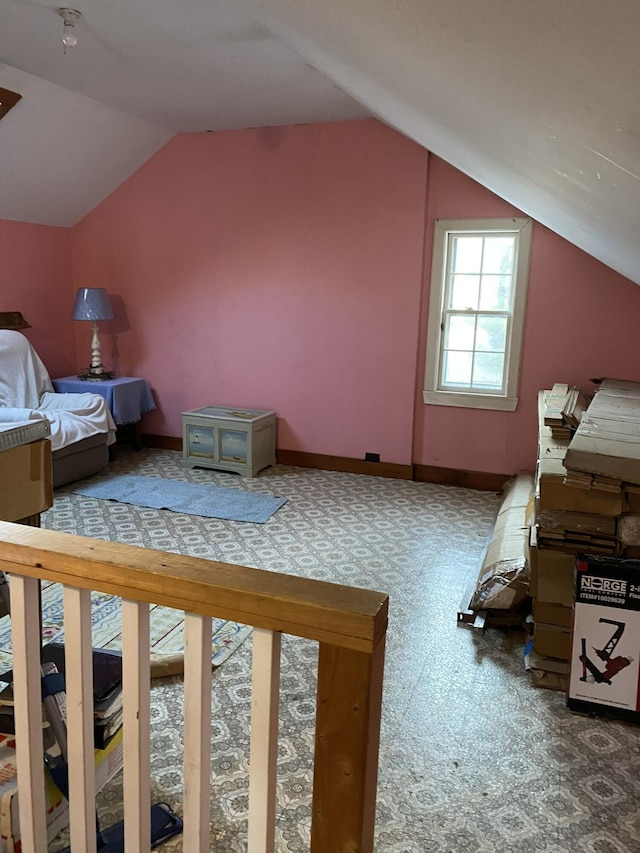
[311,637,386,853]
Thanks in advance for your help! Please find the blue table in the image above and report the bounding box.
[52,376,156,450]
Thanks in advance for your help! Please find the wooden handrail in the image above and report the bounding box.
[0,519,388,852]
[0,521,388,652]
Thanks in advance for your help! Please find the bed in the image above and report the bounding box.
[0,319,116,487]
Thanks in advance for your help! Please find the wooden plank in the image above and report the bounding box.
[311,638,385,853]
[0,522,387,653]
[413,464,509,492]
[122,599,151,852]
[64,586,97,853]
[248,629,281,853]
[275,449,413,480]
[182,613,212,852]
[9,575,47,853]
[544,383,569,426]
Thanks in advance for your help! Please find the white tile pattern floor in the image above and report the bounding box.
[42,448,640,851]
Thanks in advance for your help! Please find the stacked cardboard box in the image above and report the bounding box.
[529,526,574,663]
[531,387,598,680]
[564,379,640,558]
[535,388,621,555]
[543,383,588,440]
[531,379,640,685]
[565,379,640,485]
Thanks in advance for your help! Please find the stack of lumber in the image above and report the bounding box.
[543,383,589,439]
[534,388,619,556]
[564,379,640,488]
[529,378,640,688]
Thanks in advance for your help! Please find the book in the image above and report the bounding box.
[0,646,123,750]
[0,663,64,751]
[40,643,123,715]
[94,707,124,750]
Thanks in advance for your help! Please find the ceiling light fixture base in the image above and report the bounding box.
[58,7,81,25]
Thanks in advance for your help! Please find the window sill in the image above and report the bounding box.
[422,390,518,411]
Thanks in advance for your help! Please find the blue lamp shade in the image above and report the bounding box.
[71,287,114,322]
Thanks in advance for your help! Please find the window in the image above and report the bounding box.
[423,218,532,411]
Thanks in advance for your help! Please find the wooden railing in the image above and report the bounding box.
[0,520,388,852]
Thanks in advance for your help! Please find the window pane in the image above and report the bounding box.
[444,314,475,350]
[449,275,480,309]
[424,217,532,409]
[451,237,482,273]
[482,237,515,274]
[479,275,512,310]
[442,350,472,387]
[475,315,507,352]
[472,352,505,390]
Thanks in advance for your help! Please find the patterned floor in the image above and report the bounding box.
[41,448,640,852]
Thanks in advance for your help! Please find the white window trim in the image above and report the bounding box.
[423,217,532,412]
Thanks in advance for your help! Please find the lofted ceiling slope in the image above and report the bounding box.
[0,0,638,283]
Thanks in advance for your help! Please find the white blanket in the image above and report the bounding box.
[0,331,116,451]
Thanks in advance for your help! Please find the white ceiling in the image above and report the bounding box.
[1,0,639,284]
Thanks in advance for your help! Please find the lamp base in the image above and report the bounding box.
[77,364,115,381]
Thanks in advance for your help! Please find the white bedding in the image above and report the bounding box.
[0,331,116,451]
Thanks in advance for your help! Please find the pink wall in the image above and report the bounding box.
[413,157,640,474]
[0,220,76,377]
[6,121,640,476]
[72,120,428,464]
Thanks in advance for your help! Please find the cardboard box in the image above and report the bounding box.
[565,379,640,486]
[568,556,640,722]
[536,388,621,515]
[537,509,616,537]
[624,486,640,513]
[534,622,571,659]
[529,542,575,606]
[537,432,622,516]
[526,649,569,675]
[618,514,640,546]
[0,726,123,851]
[0,734,68,853]
[536,507,618,555]
[525,647,569,691]
[537,475,623,516]
[527,526,538,596]
[533,599,572,628]
[469,472,534,611]
[0,440,53,522]
[530,669,569,692]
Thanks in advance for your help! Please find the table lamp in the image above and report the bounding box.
[72,287,115,380]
